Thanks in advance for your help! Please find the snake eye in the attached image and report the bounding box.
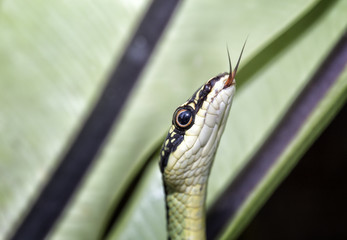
[173,107,194,130]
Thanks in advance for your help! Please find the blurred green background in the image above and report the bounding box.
[1,0,346,239]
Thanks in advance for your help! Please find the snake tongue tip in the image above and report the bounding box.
[225,39,247,87]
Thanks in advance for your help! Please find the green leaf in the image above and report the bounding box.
[50,0,324,239]
[1,0,346,240]
[0,0,148,238]
[221,57,347,240]
[103,0,347,239]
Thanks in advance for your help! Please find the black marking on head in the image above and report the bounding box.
[194,72,228,112]
[159,129,184,172]
[186,73,227,107]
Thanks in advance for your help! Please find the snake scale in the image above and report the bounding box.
[159,44,245,240]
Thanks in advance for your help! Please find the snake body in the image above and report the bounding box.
[159,47,244,240]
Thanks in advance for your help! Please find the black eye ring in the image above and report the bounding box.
[172,107,195,130]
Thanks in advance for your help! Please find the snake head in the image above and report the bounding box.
[159,44,246,240]
[159,72,236,177]
[160,44,246,185]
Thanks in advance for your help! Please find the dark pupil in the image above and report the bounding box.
[178,110,191,125]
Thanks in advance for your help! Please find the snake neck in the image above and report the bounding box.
[164,183,207,240]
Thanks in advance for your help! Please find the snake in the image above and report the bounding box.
[159,44,245,240]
